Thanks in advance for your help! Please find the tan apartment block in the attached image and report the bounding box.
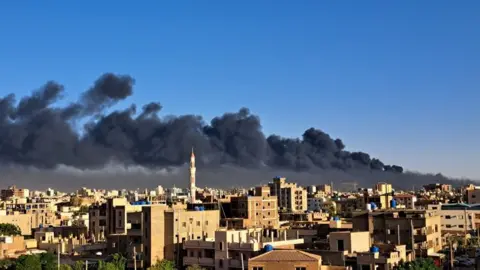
[429,203,480,235]
[183,228,305,270]
[352,209,442,256]
[466,189,480,204]
[316,184,332,195]
[104,203,220,269]
[230,194,279,229]
[269,177,307,212]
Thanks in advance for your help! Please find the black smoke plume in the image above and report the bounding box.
[0,73,471,190]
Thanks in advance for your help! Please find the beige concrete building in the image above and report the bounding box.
[428,203,480,234]
[352,209,442,257]
[0,186,29,200]
[356,244,409,270]
[329,231,370,253]
[374,182,393,210]
[227,188,279,229]
[183,228,304,270]
[316,184,332,195]
[269,177,307,213]
[0,208,58,236]
[96,199,220,269]
[466,188,480,204]
[393,194,417,209]
[0,236,26,259]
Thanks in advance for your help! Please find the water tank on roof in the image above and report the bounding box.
[390,199,397,209]
[200,206,205,211]
[194,206,200,211]
[264,244,274,252]
[333,216,340,221]
[370,202,377,210]
[370,246,379,253]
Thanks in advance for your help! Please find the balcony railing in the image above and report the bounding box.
[183,257,214,267]
[183,240,215,249]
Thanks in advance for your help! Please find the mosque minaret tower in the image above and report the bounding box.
[189,148,196,203]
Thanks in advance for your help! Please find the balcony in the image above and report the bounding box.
[183,257,214,267]
[127,229,142,236]
[414,234,427,242]
[183,240,215,249]
[183,257,199,265]
[228,242,257,251]
[199,257,215,266]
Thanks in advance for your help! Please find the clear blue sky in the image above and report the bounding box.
[0,1,479,179]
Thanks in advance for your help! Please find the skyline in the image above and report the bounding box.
[0,1,479,179]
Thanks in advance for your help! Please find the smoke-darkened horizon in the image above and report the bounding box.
[0,73,473,190]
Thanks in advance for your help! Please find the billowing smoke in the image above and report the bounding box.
[0,73,471,190]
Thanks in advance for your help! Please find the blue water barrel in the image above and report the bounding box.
[370,246,379,253]
[390,199,397,209]
[264,244,274,252]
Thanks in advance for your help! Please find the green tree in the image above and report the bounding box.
[70,196,83,207]
[59,265,72,270]
[40,252,57,270]
[16,254,42,270]
[0,223,22,236]
[397,258,439,270]
[97,254,127,270]
[148,260,175,270]
[0,259,15,270]
[71,261,85,270]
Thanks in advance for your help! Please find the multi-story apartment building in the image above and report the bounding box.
[424,183,453,193]
[0,201,59,235]
[0,186,29,200]
[466,187,480,204]
[316,184,332,195]
[352,209,442,256]
[229,190,279,229]
[93,198,220,269]
[183,228,304,270]
[268,177,307,213]
[393,194,417,209]
[428,203,480,235]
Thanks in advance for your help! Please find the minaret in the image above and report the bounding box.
[189,147,196,203]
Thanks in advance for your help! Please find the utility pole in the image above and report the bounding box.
[133,246,137,270]
[57,243,60,270]
[397,224,400,245]
[240,252,245,270]
[410,219,416,259]
[449,237,454,270]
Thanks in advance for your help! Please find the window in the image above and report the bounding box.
[459,225,464,228]
[253,267,263,270]
[337,240,345,251]
[435,224,438,233]
[205,221,209,226]
[182,222,187,228]
[295,267,306,270]
[219,242,224,251]
[196,221,200,226]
